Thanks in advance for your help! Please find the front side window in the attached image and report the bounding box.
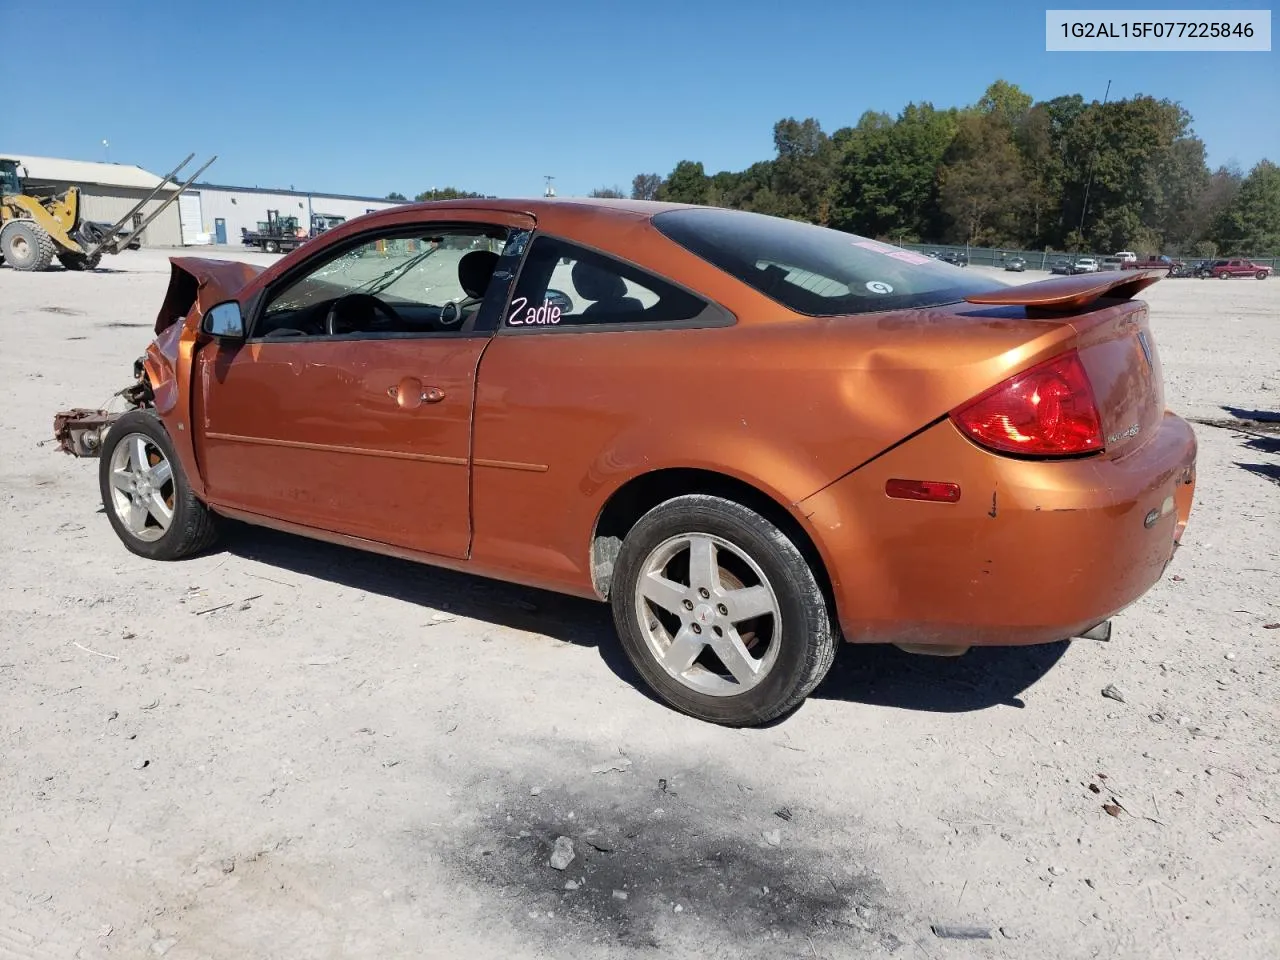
[254,225,510,338]
[503,236,714,329]
[653,207,999,317]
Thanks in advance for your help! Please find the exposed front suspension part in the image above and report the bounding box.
[51,357,154,457]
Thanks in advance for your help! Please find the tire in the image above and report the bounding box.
[1220,271,1230,279]
[1,220,56,271]
[264,239,280,253]
[1258,271,1268,280]
[98,410,220,561]
[610,494,837,726]
[57,252,102,271]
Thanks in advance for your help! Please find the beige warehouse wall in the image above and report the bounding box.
[77,188,183,248]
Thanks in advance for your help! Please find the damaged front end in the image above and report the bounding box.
[52,357,156,457]
[51,254,264,460]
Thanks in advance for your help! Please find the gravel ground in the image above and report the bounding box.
[1,250,1277,960]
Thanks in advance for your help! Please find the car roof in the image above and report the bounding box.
[385,196,691,223]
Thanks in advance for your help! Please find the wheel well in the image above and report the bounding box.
[590,468,835,604]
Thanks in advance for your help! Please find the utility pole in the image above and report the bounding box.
[102,139,110,163]
[1076,79,1112,251]
[543,175,556,198]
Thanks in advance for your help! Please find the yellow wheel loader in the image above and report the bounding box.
[0,153,216,272]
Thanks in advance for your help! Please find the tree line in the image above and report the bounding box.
[610,81,1278,257]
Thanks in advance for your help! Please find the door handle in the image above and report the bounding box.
[388,378,445,408]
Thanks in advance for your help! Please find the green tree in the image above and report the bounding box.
[1057,95,1201,251]
[978,79,1033,127]
[939,114,1026,244]
[631,173,663,200]
[831,103,958,240]
[1213,160,1280,254]
[589,186,626,198]
[414,187,485,201]
[386,191,408,202]
[770,117,837,222]
[657,160,709,204]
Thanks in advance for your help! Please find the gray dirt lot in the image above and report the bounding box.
[1,251,1277,960]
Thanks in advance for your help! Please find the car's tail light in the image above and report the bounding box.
[950,349,1103,457]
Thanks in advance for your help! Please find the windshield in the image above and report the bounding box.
[651,208,1000,316]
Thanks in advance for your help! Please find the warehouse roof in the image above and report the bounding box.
[1,154,173,190]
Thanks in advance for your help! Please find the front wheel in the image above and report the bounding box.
[1258,271,1269,280]
[98,410,220,560]
[1,220,56,271]
[264,239,280,253]
[610,495,837,726]
[1220,271,1230,279]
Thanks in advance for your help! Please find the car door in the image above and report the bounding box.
[193,216,534,559]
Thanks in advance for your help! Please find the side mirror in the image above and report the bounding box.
[202,301,245,339]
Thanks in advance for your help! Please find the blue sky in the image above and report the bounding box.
[4,0,1275,198]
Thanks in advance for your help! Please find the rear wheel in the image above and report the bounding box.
[57,252,101,271]
[610,495,837,726]
[1220,271,1230,279]
[98,410,220,561]
[1,220,56,271]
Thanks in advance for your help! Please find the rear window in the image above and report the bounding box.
[651,208,999,316]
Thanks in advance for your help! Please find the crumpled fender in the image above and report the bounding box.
[155,257,264,334]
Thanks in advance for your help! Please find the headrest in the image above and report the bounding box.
[572,260,627,301]
[458,250,500,300]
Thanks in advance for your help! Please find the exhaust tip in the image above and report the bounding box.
[1075,620,1112,642]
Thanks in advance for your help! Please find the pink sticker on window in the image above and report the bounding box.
[853,240,895,253]
[886,250,932,265]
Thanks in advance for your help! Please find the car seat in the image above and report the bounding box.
[571,260,643,321]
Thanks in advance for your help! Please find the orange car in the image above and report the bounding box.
[54,200,1196,726]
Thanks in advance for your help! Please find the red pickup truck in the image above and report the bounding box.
[1205,258,1272,279]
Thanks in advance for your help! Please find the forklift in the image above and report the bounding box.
[0,153,216,271]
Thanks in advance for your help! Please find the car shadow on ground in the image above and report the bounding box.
[219,524,1067,716]
[1220,406,1280,486]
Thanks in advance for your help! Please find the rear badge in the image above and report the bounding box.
[1107,423,1141,444]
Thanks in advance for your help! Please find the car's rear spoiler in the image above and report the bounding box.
[964,269,1166,313]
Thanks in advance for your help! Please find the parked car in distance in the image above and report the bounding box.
[1073,258,1099,274]
[1004,256,1026,272]
[1049,258,1074,275]
[1114,251,1137,264]
[1122,255,1179,271]
[939,251,968,267]
[1207,258,1272,279]
[1100,257,1125,272]
[51,200,1197,726]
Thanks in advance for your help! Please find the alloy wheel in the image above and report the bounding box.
[106,432,175,542]
[633,533,782,696]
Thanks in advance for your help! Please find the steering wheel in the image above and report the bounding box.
[324,294,403,336]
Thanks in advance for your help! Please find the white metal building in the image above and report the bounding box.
[3,153,183,248]
[179,184,403,247]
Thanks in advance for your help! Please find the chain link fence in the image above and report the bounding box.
[895,242,1278,272]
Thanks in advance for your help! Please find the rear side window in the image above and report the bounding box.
[504,236,716,329]
[652,207,998,316]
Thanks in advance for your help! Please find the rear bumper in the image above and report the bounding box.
[799,412,1197,647]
